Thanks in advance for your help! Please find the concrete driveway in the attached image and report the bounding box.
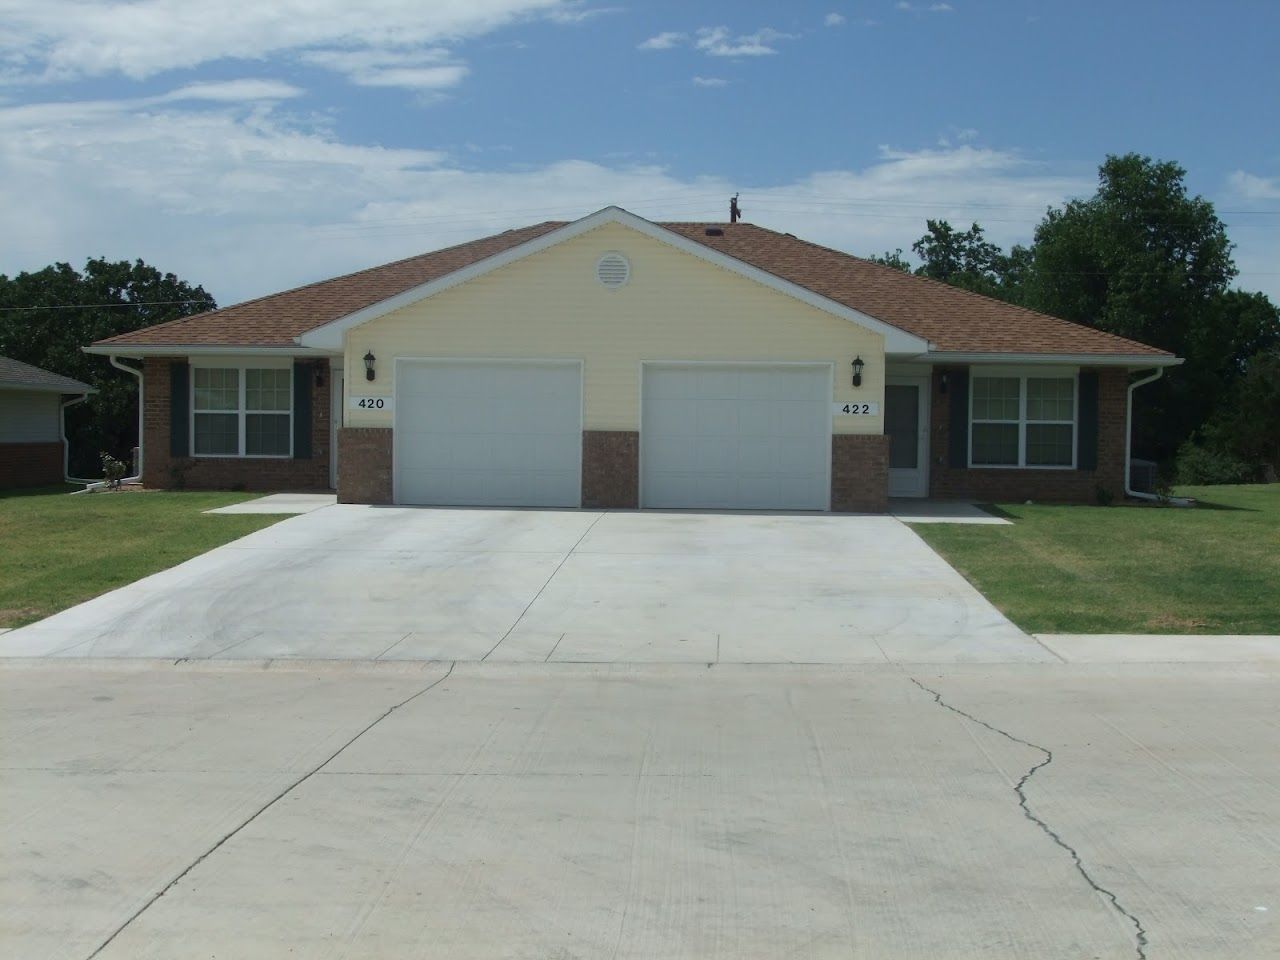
[4,660,1275,959]
[2,506,1045,663]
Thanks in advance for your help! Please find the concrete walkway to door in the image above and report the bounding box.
[1,507,1049,663]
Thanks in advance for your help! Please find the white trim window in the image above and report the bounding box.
[193,366,292,457]
[970,370,1076,468]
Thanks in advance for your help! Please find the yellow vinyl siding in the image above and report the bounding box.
[344,221,885,434]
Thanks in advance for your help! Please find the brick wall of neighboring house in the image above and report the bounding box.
[928,366,1128,504]
[337,428,393,504]
[831,434,890,513]
[581,430,639,509]
[0,442,63,489]
[141,358,331,491]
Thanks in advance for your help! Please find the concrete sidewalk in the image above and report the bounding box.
[3,660,1276,959]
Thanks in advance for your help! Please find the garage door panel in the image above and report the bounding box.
[642,364,830,511]
[694,368,740,399]
[695,399,738,435]
[695,436,737,472]
[395,360,581,507]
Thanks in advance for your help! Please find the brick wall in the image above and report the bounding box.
[142,357,331,491]
[928,366,1127,503]
[831,434,889,513]
[582,430,638,508]
[337,428,393,504]
[0,442,63,489]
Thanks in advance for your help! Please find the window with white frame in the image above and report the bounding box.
[970,371,1076,468]
[193,366,292,457]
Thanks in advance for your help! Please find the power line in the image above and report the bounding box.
[0,300,211,313]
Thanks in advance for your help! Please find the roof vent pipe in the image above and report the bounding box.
[729,193,741,224]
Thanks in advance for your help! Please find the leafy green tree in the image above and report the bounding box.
[869,222,1029,301]
[0,258,216,476]
[867,248,913,272]
[1022,154,1255,459]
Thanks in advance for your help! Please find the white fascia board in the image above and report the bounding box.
[295,206,931,354]
[82,344,339,359]
[922,351,1182,367]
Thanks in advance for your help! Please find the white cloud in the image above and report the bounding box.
[0,0,573,91]
[692,76,729,88]
[300,50,469,90]
[159,80,306,103]
[930,3,954,11]
[1226,170,1280,201]
[638,31,687,51]
[824,12,846,26]
[695,26,797,57]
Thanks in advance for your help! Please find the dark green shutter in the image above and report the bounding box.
[1077,370,1099,471]
[947,368,969,468]
[292,362,312,459]
[170,361,189,457]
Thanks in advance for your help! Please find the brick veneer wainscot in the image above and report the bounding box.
[142,357,331,490]
[582,430,638,509]
[0,442,63,489]
[928,366,1127,503]
[831,434,890,513]
[337,427,393,504]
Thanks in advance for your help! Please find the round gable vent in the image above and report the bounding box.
[596,252,630,288]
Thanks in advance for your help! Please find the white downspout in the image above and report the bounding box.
[61,394,95,484]
[71,356,144,493]
[1125,367,1193,506]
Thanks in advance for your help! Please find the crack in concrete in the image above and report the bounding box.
[82,662,456,960]
[481,511,606,662]
[909,677,1149,960]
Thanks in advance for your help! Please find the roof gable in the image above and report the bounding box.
[295,207,929,354]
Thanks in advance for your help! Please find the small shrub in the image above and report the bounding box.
[1174,439,1254,485]
[100,452,127,489]
[1094,484,1114,507]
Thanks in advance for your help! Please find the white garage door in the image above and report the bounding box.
[395,359,582,507]
[641,363,831,510]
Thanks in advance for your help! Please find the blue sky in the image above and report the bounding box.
[1,0,1276,305]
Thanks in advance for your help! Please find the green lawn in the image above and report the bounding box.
[0,487,284,628]
[912,484,1280,635]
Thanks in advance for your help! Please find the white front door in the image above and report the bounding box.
[641,363,831,510]
[394,359,583,507]
[886,377,929,498]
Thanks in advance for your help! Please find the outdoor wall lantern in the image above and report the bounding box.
[314,363,325,389]
[851,355,865,387]
[364,350,376,382]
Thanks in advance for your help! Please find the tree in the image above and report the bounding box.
[0,258,216,476]
[868,222,1029,301]
[1022,154,1253,460]
[868,248,912,272]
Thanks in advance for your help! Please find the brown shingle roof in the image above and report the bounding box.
[95,218,1171,358]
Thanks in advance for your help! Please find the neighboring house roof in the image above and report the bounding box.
[91,210,1173,361]
[0,356,93,394]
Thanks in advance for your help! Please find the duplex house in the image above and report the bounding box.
[86,206,1178,511]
